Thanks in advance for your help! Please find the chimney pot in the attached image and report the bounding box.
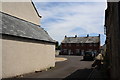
[99,34,100,37]
[87,34,89,37]
[65,35,67,38]
[75,35,77,38]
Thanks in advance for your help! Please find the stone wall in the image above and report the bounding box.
[105,2,120,80]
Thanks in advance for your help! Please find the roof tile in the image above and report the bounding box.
[62,36,100,43]
[0,12,56,43]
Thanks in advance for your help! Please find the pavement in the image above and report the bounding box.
[55,57,67,62]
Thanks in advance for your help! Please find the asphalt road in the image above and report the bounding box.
[22,55,94,79]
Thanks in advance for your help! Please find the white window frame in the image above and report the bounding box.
[89,49,92,51]
[68,50,71,55]
[63,49,67,53]
[76,49,80,53]
[81,50,84,55]
[94,44,96,46]
[76,43,79,46]
[81,43,84,46]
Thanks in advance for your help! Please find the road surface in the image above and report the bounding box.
[22,55,94,79]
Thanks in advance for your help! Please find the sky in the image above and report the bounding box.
[33,2,107,45]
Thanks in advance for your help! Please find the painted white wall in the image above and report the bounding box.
[1,1,41,25]
[0,2,2,11]
[0,2,2,78]
[2,38,55,78]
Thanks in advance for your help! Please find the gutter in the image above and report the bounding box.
[1,34,56,45]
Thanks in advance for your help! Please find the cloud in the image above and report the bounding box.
[34,2,107,45]
[33,0,107,2]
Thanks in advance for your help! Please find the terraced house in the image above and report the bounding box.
[0,0,56,78]
[61,35,100,55]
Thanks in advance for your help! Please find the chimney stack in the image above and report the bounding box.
[65,35,67,38]
[75,35,77,38]
[87,34,89,37]
[99,34,100,37]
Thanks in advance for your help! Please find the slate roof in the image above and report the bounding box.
[62,36,100,43]
[0,12,56,43]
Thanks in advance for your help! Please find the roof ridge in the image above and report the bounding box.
[65,36,99,38]
[62,35,100,43]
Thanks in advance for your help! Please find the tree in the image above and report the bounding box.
[55,41,61,50]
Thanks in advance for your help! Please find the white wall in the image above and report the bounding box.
[2,38,55,78]
[0,2,2,78]
[1,1,41,25]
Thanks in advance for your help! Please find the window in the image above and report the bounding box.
[94,50,97,54]
[64,49,67,53]
[76,43,79,46]
[89,49,92,51]
[81,50,84,55]
[81,43,84,46]
[90,43,92,46]
[68,50,71,55]
[104,26,106,35]
[76,49,80,53]
[64,43,67,47]
[94,44,96,46]
[69,44,71,47]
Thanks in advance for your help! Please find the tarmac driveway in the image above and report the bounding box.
[22,55,94,79]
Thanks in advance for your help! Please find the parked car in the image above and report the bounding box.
[83,51,95,60]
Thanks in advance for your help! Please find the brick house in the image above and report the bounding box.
[60,35,100,55]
